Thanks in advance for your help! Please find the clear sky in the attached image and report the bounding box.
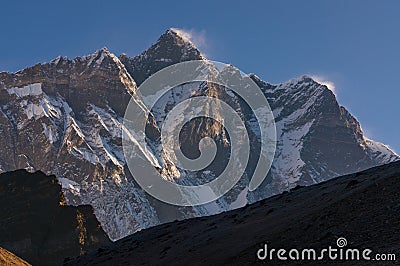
[1,0,399,152]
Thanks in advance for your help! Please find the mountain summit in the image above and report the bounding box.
[0,29,397,241]
[120,28,204,85]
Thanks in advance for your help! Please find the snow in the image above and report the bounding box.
[121,123,162,168]
[17,93,61,121]
[155,58,173,62]
[101,137,124,167]
[18,154,35,172]
[95,51,106,65]
[273,119,315,186]
[86,52,97,66]
[363,137,399,163]
[229,187,249,209]
[198,201,223,214]
[193,196,228,215]
[58,177,81,195]
[89,105,121,138]
[40,97,61,118]
[62,100,73,115]
[273,107,284,118]
[7,83,42,97]
[71,147,100,165]
[61,115,86,151]
[52,56,61,65]
[22,103,46,120]
[69,117,85,140]
[33,103,55,119]
[42,123,58,144]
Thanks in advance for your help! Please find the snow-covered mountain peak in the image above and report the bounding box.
[119,29,205,86]
[166,28,200,49]
[144,29,204,60]
[46,47,118,72]
[283,75,318,86]
[166,28,189,41]
[78,47,114,67]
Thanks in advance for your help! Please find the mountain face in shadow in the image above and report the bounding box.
[0,170,110,266]
[0,28,398,241]
[66,161,400,265]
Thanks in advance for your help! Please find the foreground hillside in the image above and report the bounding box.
[66,161,400,265]
[0,247,31,266]
[0,170,110,266]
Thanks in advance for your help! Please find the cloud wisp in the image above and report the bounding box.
[310,75,336,95]
[171,27,208,55]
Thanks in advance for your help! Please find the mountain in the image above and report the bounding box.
[249,75,398,200]
[0,170,110,265]
[0,28,398,241]
[120,29,204,86]
[0,47,164,240]
[64,161,400,266]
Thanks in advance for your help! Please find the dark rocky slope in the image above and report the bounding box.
[0,170,110,266]
[66,161,400,265]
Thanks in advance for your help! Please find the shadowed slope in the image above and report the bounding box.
[0,170,110,266]
[66,161,400,265]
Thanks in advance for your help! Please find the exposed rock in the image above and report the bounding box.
[0,247,31,266]
[0,170,110,266]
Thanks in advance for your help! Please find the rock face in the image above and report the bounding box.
[0,247,31,266]
[0,170,110,266]
[64,161,400,266]
[0,29,398,241]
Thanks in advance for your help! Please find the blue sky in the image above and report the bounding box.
[1,0,399,152]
